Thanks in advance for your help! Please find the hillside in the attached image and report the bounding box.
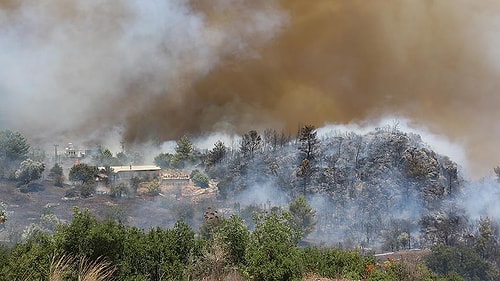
[211,126,463,249]
[0,126,480,250]
[0,126,499,280]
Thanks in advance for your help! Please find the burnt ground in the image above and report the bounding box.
[0,179,121,243]
[0,178,218,244]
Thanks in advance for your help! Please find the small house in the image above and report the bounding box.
[108,165,162,182]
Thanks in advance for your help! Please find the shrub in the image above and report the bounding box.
[49,163,64,187]
[110,182,130,198]
[301,247,373,280]
[145,180,160,196]
[244,212,304,280]
[65,187,77,198]
[190,169,210,188]
[425,245,490,281]
[18,184,31,193]
[79,184,95,198]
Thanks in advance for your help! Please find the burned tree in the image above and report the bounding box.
[298,125,319,161]
[240,130,262,159]
[206,140,227,167]
[296,125,319,195]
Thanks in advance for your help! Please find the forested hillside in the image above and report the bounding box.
[1,126,499,280]
[207,125,462,249]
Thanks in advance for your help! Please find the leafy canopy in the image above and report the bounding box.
[0,130,30,162]
[69,163,98,185]
[15,159,45,185]
[288,195,317,239]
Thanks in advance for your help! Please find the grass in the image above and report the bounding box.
[49,254,116,281]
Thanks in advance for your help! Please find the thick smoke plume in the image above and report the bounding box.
[1,1,500,176]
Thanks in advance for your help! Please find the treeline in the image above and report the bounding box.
[1,127,499,280]
[199,125,464,249]
[0,207,482,281]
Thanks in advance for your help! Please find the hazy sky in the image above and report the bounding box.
[1,0,500,176]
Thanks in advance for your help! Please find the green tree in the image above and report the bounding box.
[69,163,98,185]
[176,136,194,157]
[154,152,173,169]
[381,219,412,251]
[300,247,374,280]
[54,207,99,258]
[425,245,491,281]
[245,212,304,280]
[79,183,96,198]
[206,140,227,166]
[21,213,61,242]
[93,147,115,166]
[474,217,498,262]
[144,220,196,280]
[145,179,160,196]
[1,234,56,280]
[129,176,141,193]
[171,136,196,168]
[420,211,466,247]
[49,163,64,187]
[98,165,114,186]
[191,169,210,188]
[240,130,262,159]
[199,207,222,239]
[297,125,318,161]
[15,159,45,186]
[105,206,128,223]
[215,215,250,265]
[288,195,317,239]
[0,130,30,162]
[53,208,128,269]
[110,182,130,198]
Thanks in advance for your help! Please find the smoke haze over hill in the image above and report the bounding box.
[1,0,500,176]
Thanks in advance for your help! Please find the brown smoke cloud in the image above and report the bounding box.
[1,0,500,175]
[124,0,500,175]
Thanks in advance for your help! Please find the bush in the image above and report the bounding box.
[215,215,250,265]
[190,170,210,188]
[110,182,130,198]
[145,180,160,196]
[301,247,373,279]
[425,245,490,281]
[79,184,95,198]
[18,184,31,193]
[244,212,304,280]
[65,187,77,198]
[49,163,64,187]
[1,234,56,280]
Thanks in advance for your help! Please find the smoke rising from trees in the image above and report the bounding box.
[1,1,500,176]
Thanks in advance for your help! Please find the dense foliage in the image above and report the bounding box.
[190,169,210,188]
[48,163,64,187]
[0,130,31,179]
[68,163,99,185]
[1,207,484,280]
[0,130,30,163]
[0,209,438,280]
[0,126,499,280]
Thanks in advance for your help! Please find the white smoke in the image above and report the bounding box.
[0,0,286,144]
[318,116,468,174]
[459,177,500,221]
